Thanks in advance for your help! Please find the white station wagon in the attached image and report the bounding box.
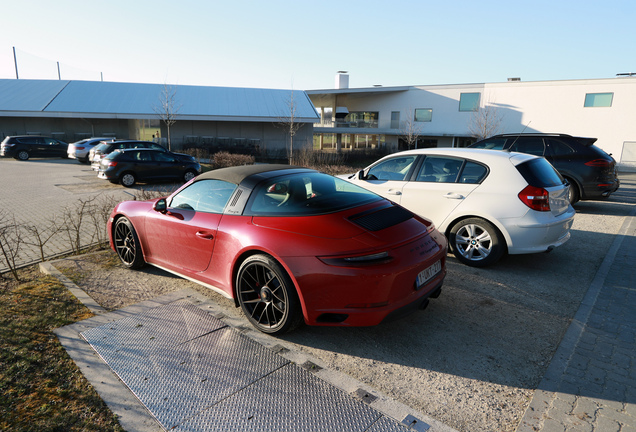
[343,148,575,267]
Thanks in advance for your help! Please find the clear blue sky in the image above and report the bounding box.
[1,0,633,90]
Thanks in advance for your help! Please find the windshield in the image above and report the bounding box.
[245,172,382,216]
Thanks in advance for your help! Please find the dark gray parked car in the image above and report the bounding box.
[97,148,201,187]
[470,133,619,204]
[90,140,168,170]
[0,135,68,160]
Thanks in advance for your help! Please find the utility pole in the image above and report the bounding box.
[13,47,18,79]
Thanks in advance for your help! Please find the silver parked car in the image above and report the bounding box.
[67,137,114,163]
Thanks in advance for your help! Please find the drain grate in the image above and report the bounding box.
[81,300,414,431]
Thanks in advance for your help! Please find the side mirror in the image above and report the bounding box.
[153,198,167,213]
[357,170,366,180]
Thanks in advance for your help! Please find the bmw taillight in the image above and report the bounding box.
[585,159,611,167]
[518,185,550,212]
[108,161,118,167]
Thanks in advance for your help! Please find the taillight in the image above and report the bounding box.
[76,146,85,150]
[108,161,118,167]
[518,185,550,212]
[585,159,611,167]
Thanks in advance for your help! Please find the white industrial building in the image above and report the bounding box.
[307,73,636,171]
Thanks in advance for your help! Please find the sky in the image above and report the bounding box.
[1,0,634,90]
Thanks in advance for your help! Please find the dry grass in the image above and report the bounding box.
[0,267,124,431]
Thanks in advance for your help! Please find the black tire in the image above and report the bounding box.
[113,217,145,269]
[16,150,29,161]
[120,172,136,188]
[183,169,197,183]
[236,254,303,335]
[449,218,505,267]
[566,178,580,205]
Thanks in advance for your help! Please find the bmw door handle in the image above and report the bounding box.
[196,231,214,240]
[444,193,464,199]
[387,189,402,196]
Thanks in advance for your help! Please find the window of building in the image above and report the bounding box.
[414,109,433,122]
[391,111,400,129]
[584,93,613,107]
[459,93,480,112]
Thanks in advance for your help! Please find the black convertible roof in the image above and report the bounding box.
[195,164,315,186]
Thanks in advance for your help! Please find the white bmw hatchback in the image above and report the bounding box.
[344,148,575,267]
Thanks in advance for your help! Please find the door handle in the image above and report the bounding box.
[196,231,214,240]
[444,193,464,199]
[387,189,402,196]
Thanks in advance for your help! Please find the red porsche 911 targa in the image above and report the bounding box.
[108,164,447,334]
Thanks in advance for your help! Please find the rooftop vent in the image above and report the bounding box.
[507,77,521,82]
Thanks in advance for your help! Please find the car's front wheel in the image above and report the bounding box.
[236,254,303,334]
[183,169,197,183]
[16,150,29,161]
[449,218,505,267]
[113,217,145,269]
[120,172,136,187]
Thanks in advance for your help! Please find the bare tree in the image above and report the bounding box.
[0,210,23,281]
[61,196,97,254]
[154,83,181,151]
[277,89,303,164]
[24,216,63,262]
[400,108,423,149]
[469,99,503,140]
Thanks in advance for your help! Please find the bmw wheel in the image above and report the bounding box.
[120,172,136,188]
[113,217,145,269]
[449,218,505,267]
[237,254,303,334]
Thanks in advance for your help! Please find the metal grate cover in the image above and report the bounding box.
[81,300,411,431]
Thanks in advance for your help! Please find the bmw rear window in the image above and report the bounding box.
[515,158,565,188]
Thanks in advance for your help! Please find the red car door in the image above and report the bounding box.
[142,179,237,273]
[144,209,220,273]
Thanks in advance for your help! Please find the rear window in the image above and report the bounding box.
[246,172,382,216]
[515,158,564,188]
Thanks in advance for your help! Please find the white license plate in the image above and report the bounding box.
[416,260,441,289]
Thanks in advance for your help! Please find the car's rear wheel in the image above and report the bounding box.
[120,172,136,187]
[113,217,145,269]
[449,218,505,267]
[565,178,580,205]
[16,150,29,161]
[183,169,197,183]
[236,254,303,334]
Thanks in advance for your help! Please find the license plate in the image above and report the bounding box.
[416,260,441,289]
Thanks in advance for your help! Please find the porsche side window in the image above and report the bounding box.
[509,137,545,156]
[169,180,237,213]
[366,156,416,181]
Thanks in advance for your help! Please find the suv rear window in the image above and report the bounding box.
[515,158,564,188]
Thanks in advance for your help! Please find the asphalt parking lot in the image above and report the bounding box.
[2,157,635,431]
